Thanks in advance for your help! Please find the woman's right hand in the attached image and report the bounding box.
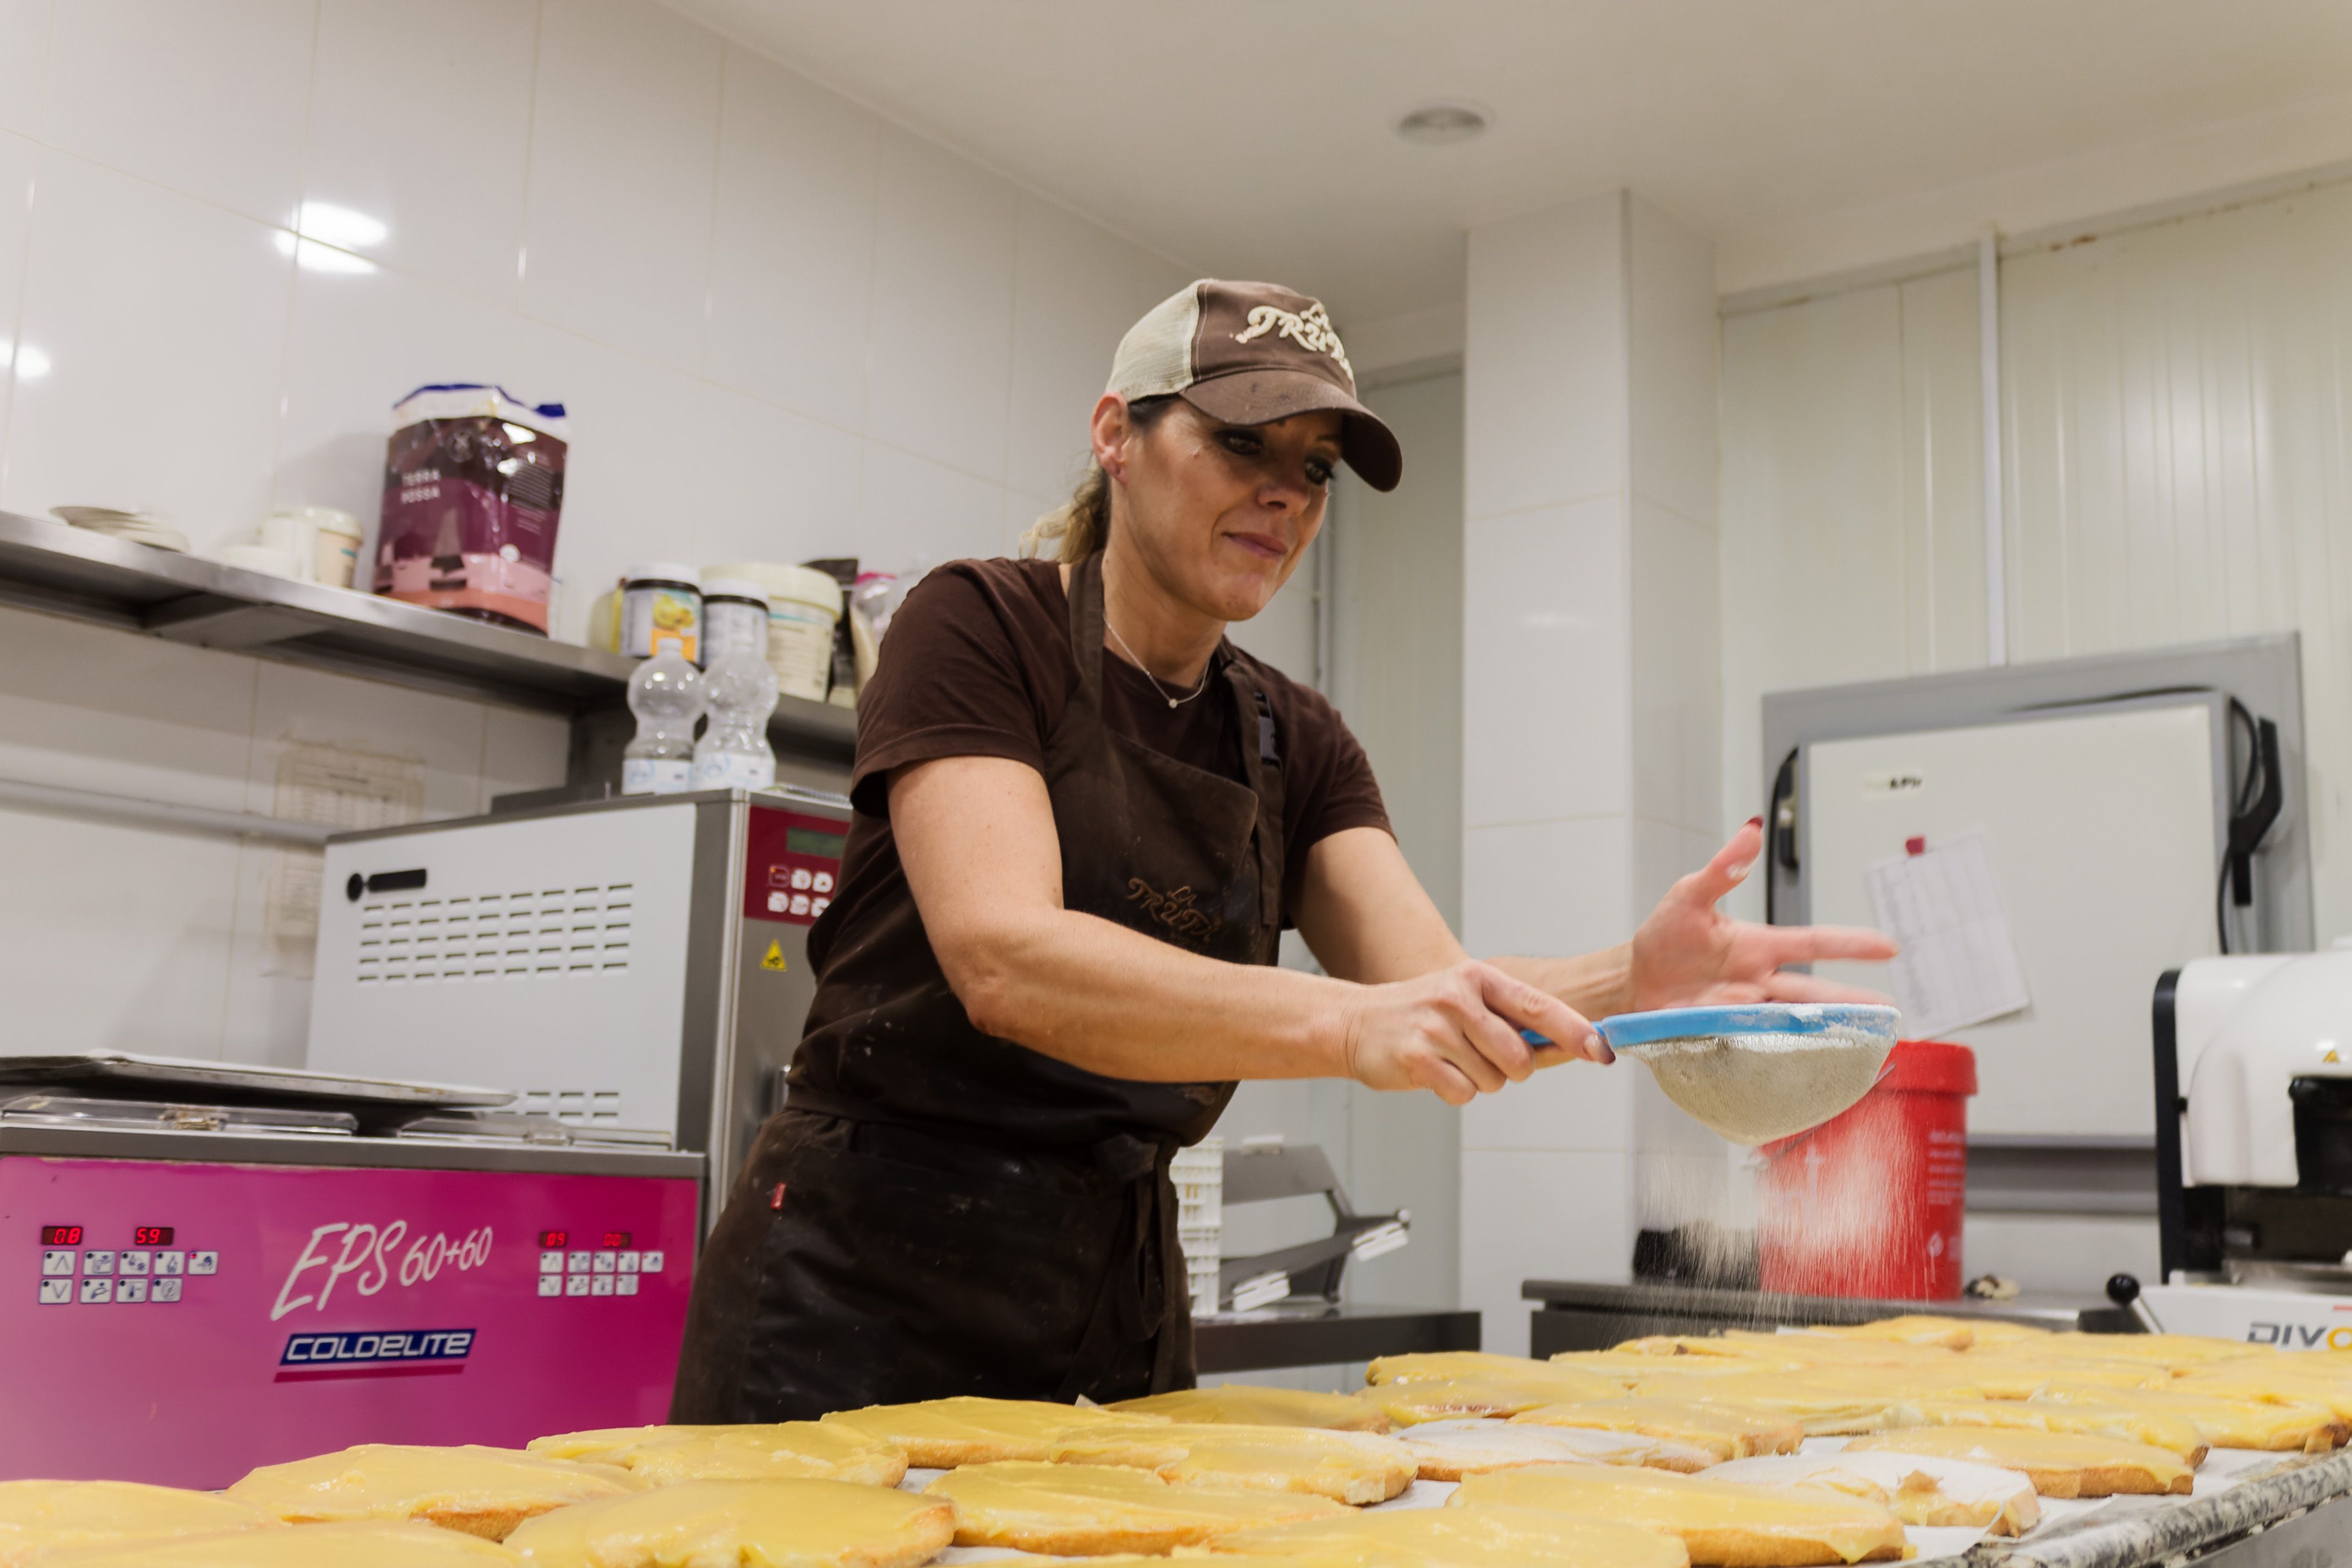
[1337,960,1610,1105]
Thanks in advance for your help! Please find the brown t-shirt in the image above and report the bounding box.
[806,557,1390,976]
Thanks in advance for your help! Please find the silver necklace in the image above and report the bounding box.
[1104,617,1213,709]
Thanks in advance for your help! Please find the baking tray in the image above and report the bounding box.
[911,1440,2352,1568]
[0,1053,513,1109]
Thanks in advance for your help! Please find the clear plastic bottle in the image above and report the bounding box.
[693,619,779,792]
[620,651,703,796]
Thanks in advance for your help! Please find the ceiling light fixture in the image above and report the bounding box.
[1395,102,1490,145]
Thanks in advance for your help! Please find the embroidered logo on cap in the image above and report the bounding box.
[1233,302,1352,378]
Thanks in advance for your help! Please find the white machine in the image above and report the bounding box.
[2141,952,2352,1344]
[308,787,852,1226]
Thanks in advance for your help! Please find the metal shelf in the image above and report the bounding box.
[0,509,857,764]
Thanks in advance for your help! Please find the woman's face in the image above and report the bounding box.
[1098,396,1343,624]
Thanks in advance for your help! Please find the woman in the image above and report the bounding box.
[672,279,1893,1420]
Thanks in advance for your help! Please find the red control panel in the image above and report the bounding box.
[743,807,848,927]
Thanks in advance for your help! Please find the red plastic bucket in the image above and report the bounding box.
[1755,1040,1977,1300]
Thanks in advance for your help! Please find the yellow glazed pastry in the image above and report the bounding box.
[225,1445,636,1540]
[1113,1385,1390,1432]
[1510,1398,1804,1461]
[2175,1364,2352,1423]
[1902,1397,2207,1462]
[1846,1428,2193,1498]
[1703,1451,2041,1536]
[1623,1372,1918,1436]
[1608,1338,1814,1373]
[1943,1352,2171,1400]
[2010,1333,2272,1375]
[1704,1332,1959,1371]
[1212,1502,1691,1568]
[1396,1420,1718,1479]
[1548,1352,1788,1384]
[2029,1380,2346,1452]
[1357,1369,1625,1424]
[503,1478,951,1568]
[922,1461,1346,1555]
[1450,1463,1907,1567]
[819,1396,1164,1467]
[1049,1421,1417,1504]
[36,1520,518,1565]
[1800,1316,1990,1351]
[0,1482,270,1565]
[1367,1351,1610,1387]
[527,1422,906,1486]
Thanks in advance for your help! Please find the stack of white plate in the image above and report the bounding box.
[52,505,189,553]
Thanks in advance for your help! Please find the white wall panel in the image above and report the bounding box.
[523,0,723,371]
[1720,177,2352,946]
[1999,186,2352,943]
[304,0,541,306]
[41,0,314,227]
[0,0,1204,1066]
[1717,269,1984,914]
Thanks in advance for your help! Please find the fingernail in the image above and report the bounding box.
[1746,815,1765,830]
[1585,1032,1612,1064]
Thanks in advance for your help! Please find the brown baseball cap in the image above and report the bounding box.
[1108,279,1402,492]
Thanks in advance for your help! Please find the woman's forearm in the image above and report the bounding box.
[1490,945,1635,1022]
[952,904,1355,1081]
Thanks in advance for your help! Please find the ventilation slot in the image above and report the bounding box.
[349,879,636,985]
[521,1087,628,1125]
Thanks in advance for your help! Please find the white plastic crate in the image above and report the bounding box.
[1185,1256,1221,1318]
[1172,1135,1223,1229]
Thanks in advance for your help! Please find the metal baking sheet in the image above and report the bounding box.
[0,1052,513,1108]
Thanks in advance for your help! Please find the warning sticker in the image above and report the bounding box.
[760,940,787,972]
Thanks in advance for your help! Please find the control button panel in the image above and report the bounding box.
[536,1231,664,1302]
[32,1226,210,1306]
[744,808,847,928]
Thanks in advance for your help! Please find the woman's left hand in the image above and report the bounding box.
[1629,819,1899,1010]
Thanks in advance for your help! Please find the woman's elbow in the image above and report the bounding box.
[935,925,1031,1040]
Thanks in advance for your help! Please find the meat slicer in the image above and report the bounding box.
[2143,951,2352,1346]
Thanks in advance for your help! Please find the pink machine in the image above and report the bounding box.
[0,1060,701,1489]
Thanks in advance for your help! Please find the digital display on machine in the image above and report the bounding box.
[40,1226,81,1246]
[602,1231,631,1248]
[538,1230,569,1249]
[132,1226,173,1246]
[785,827,846,859]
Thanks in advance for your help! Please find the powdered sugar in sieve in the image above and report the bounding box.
[1598,1004,1900,1145]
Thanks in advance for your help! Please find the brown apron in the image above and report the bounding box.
[670,551,1285,1421]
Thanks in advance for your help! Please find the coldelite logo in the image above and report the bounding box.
[281,1328,476,1366]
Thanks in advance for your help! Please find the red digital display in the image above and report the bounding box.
[538,1231,568,1249]
[133,1226,174,1246]
[601,1231,631,1248]
[41,1226,82,1247]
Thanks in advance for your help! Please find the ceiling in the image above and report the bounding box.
[665,1,2352,328]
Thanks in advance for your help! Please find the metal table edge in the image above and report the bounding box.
[0,1123,705,1179]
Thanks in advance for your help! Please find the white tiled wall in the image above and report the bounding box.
[1459,189,1725,1354]
[0,608,570,1065]
[0,0,1192,1064]
[0,0,1190,638]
